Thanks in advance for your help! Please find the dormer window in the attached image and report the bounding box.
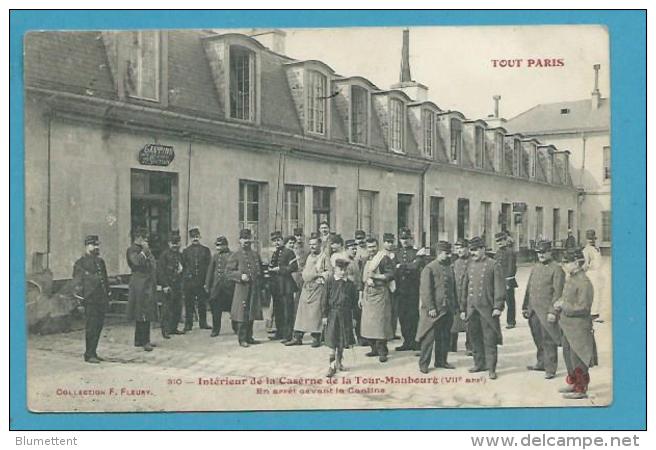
[351,85,368,144]
[390,98,404,152]
[125,31,160,101]
[229,45,256,121]
[530,144,537,178]
[450,119,462,163]
[513,139,521,176]
[307,70,327,135]
[495,132,504,172]
[422,109,436,158]
[475,126,485,168]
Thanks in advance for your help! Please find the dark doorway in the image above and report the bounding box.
[131,169,176,259]
[397,194,413,233]
[429,196,444,253]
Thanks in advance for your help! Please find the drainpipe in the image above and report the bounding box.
[418,163,430,248]
[185,139,192,246]
[46,111,52,270]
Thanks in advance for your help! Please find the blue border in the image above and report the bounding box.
[9,10,646,430]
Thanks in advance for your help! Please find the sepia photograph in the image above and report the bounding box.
[23,23,612,412]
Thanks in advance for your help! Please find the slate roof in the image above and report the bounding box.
[505,98,610,135]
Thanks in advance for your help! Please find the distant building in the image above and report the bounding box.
[24,29,578,279]
[503,65,611,254]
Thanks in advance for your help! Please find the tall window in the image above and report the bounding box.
[429,197,445,251]
[125,31,160,101]
[530,145,537,178]
[480,201,492,246]
[495,133,504,172]
[229,46,255,121]
[390,99,404,152]
[522,147,530,178]
[351,86,368,144]
[568,209,575,231]
[513,139,521,176]
[358,190,377,236]
[422,109,436,158]
[535,206,544,241]
[450,119,462,163]
[313,187,332,229]
[307,70,327,134]
[239,181,261,244]
[457,198,470,240]
[475,126,485,168]
[552,208,561,243]
[602,211,611,242]
[397,194,413,231]
[603,146,611,181]
[283,185,304,236]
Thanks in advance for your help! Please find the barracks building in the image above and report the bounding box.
[24,29,579,281]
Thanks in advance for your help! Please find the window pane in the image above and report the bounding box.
[422,110,434,157]
[351,86,367,144]
[230,47,253,121]
[390,99,403,151]
[125,31,159,101]
[450,119,461,162]
[307,71,327,134]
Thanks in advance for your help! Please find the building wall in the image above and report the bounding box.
[528,131,611,248]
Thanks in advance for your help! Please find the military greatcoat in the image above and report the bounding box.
[522,260,566,342]
[460,255,506,345]
[126,243,158,322]
[72,253,110,309]
[416,259,458,341]
[558,269,597,367]
[226,247,264,322]
[205,249,235,312]
[451,255,470,333]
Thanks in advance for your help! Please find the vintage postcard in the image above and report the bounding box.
[23,24,612,412]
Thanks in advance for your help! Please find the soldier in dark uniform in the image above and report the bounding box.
[269,232,299,343]
[126,228,158,351]
[522,240,566,379]
[450,238,472,355]
[416,241,458,373]
[393,227,424,351]
[460,236,506,379]
[226,229,264,347]
[157,231,185,339]
[494,232,518,329]
[182,227,212,331]
[554,248,597,399]
[72,235,110,363]
[205,235,235,337]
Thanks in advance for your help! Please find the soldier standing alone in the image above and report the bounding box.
[460,236,505,379]
[205,235,235,337]
[72,235,110,363]
[393,227,424,351]
[182,227,211,331]
[416,241,458,373]
[157,231,185,339]
[494,232,518,329]
[522,240,566,379]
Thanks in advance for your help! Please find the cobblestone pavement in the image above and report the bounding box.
[26,265,612,412]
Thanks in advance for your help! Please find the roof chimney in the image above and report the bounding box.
[591,64,602,109]
[248,29,286,54]
[493,95,501,118]
[400,29,412,83]
[391,29,428,101]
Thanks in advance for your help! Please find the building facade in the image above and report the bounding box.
[24,29,579,280]
[503,65,611,254]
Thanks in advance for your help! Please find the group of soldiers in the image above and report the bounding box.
[71,222,601,400]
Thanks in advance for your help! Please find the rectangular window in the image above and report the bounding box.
[457,198,470,240]
[429,197,445,252]
[450,119,462,163]
[397,194,413,231]
[125,31,160,101]
[480,201,492,246]
[568,209,575,231]
[358,190,377,237]
[513,139,521,176]
[522,147,530,178]
[552,208,560,243]
[239,181,261,246]
[351,86,368,144]
[422,109,435,158]
[131,169,175,258]
[475,126,485,168]
[535,206,544,241]
[530,145,537,178]
[229,46,255,121]
[603,146,611,181]
[390,99,404,152]
[313,187,332,230]
[500,203,512,233]
[283,185,304,237]
[307,70,327,134]
[495,133,504,172]
[602,211,611,242]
